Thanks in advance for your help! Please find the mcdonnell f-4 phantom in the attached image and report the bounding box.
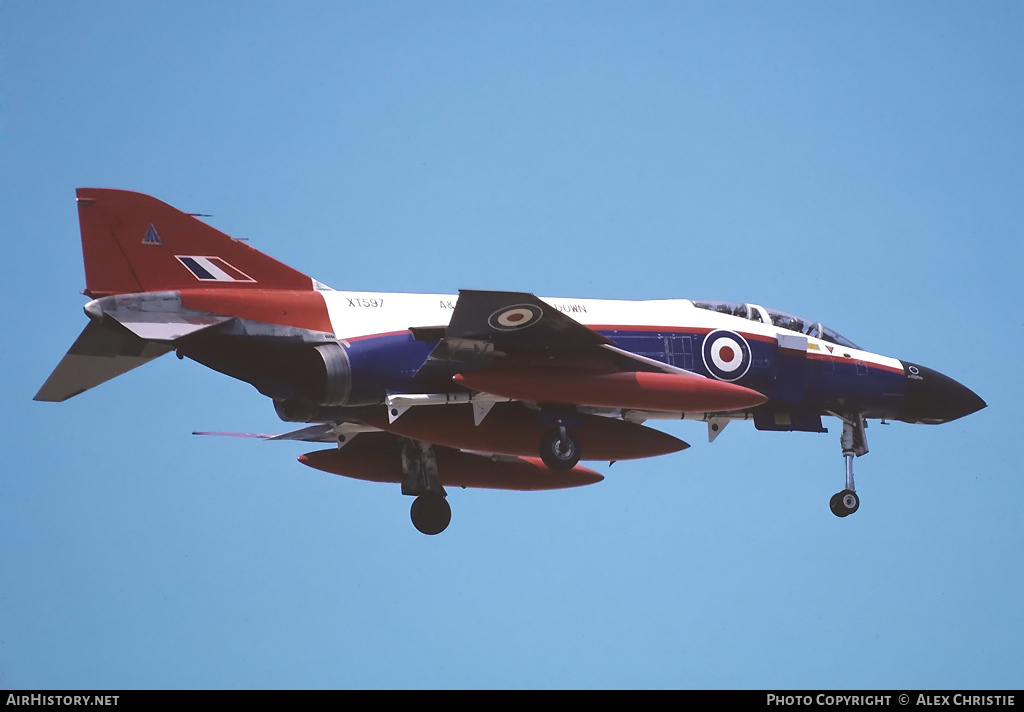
[36,189,986,534]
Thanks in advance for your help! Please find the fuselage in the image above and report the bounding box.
[319,290,909,427]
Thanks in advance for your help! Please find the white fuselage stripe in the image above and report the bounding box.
[318,290,904,373]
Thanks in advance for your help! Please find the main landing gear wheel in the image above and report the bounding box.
[410,494,451,535]
[540,428,580,471]
[829,489,860,518]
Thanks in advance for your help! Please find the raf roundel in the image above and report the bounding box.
[487,304,544,331]
[702,330,752,382]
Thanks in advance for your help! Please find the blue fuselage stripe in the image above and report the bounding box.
[342,328,906,418]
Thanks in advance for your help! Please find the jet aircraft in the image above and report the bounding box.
[36,189,986,534]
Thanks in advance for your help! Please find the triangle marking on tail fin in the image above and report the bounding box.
[142,223,163,245]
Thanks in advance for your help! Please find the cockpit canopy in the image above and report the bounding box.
[692,300,861,350]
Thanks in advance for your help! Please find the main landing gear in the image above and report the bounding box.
[539,420,580,471]
[400,440,451,535]
[410,494,451,536]
[830,414,867,518]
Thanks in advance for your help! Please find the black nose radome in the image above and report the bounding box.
[899,362,986,424]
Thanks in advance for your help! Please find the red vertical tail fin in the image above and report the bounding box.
[77,188,315,297]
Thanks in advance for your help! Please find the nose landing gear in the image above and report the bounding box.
[830,414,867,518]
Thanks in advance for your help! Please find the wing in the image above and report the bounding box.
[417,289,688,380]
[193,422,378,444]
[444,289,611,351]
[416,289,766,415]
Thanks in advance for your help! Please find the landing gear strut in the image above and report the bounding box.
[830,414,867,518]
[400,439,451,535]
[540,422,580,471]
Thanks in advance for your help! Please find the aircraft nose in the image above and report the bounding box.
[899,362,986,424]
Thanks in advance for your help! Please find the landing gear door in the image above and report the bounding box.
[771,332,808,403]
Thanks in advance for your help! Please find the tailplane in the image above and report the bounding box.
[34,320,172,402]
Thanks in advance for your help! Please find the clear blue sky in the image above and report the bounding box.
[2,1,1021,689]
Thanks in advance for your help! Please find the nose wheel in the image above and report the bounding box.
[830,414,868,518]
[829,489,860,517]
